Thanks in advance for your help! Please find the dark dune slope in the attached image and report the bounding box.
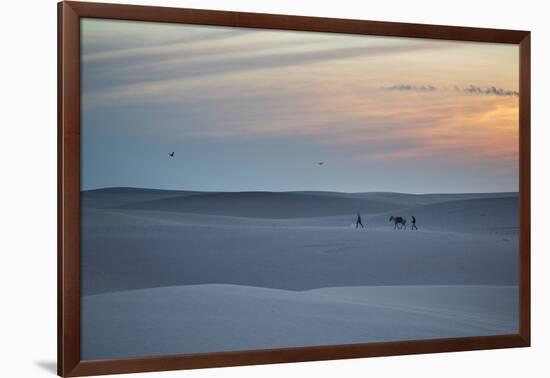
[82,187,205,209]
[296,191,517,207]
[368,194,519,232]
[117,191,402,218]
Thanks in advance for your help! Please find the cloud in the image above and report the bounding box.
[385,84,437,92]
[84,42,454,107]
[384,84,519,97]
[463,85,519,96]
[82,29,253,62]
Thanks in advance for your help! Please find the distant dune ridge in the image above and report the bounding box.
[116,191,402,218]
[80,187,519,360]
[82,187,202,209]
[84,187,517,217]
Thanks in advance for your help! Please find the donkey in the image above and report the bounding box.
[389,216,407,230]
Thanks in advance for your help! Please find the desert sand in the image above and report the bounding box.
[80,188,519,360]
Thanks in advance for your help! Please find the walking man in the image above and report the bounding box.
[411,215,418,230]
[356,213,364,229]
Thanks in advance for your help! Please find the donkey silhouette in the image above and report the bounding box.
[389,216,407,230]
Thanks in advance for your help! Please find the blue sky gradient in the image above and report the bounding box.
[81,19,519,193]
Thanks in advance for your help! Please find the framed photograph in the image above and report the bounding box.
[58,1,530,376]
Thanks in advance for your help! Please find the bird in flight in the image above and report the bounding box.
[317,162,325,166]
[169,152,175,157]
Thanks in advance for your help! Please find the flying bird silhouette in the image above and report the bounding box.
[169,152,175,157]
[317,162,325,166]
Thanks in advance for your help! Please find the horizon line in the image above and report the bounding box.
[81,186,519,196]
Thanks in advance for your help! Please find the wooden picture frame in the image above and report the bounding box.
[58,1,530,376]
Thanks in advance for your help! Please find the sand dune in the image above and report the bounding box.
[82,187,204,209]
[82,207,354,228]
[83,187,516,204]
[296,191,517,207]
[81,188,519,359]
[81,284,518,360]
[116,191,403,218]
[81,190,518,295]
[81,207,517,295]
[367,195,518,233]
[83,188,518,224]
[83,192,518,231]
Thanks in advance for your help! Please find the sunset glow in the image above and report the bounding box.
[81,19,519,193]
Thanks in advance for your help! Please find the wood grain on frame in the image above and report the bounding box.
[58,1,531,376]
[66,1,528,43]
[518,34,531,345]
[58,2,81,376]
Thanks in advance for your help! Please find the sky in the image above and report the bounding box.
[80,18,519,193]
